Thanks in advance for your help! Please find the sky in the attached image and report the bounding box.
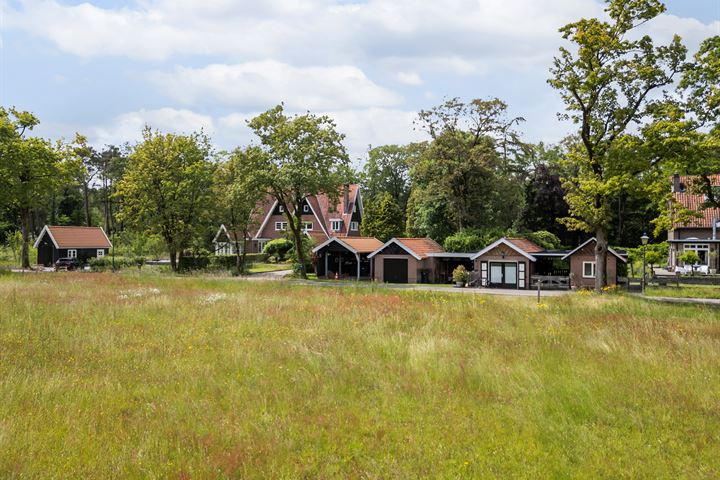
[1,0,718,163]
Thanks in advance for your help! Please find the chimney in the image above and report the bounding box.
[672,174,680,193]
[343,184,350,213]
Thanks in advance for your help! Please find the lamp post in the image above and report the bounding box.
[641,233,649,293]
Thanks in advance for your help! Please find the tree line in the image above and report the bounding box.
[0,0,718,290]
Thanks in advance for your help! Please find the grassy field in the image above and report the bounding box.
[246,262,293,274]
[1,274,719,478]
[646,284,720,299]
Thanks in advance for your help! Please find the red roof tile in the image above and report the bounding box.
[507,237,544,254]
[339,237,383,253]
[672,175,720,229]
[44,226,112,248]
[396,238,444,259]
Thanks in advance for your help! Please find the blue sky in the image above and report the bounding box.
[1,0,718,161]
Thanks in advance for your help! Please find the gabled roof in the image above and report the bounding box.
[367,237,444,260]
[506,237,544,253]
[312,236,383,255]
[471,237,538,261]
[34,225,112,249]
[561,237,627,262]
[672,174,720,229]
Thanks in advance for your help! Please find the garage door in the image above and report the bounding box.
[383,258,408,283]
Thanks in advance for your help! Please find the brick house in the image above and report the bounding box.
[561,238,627,288]
[668,174,720,273]
[213,184,363,255]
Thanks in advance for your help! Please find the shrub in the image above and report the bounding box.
[525,230,562,250]
[263,239,293,261]
[443,230,487,253]
[178,256,210,271]
[288,236,315,274]
[452,265,469,283]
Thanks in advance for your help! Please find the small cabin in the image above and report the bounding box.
[33,225,113,267]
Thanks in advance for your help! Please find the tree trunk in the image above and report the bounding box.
[169,247,178,271]
[595,227,609,292]
[20,209,31,269]
[234,236,244,275]
[83,182,91,227]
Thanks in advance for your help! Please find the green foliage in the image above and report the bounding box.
[88,256,141,271]
[115,128,216,270]
[452,265,469,283]
[679,250,700,266]
[247,105,350,278]
[362,144,419,211]
[113,231,166,260]
[361,192,404,242]
[548,0,686,290]
[443,228,505,253]
[287,235,315,274]
[263,238,293,261]
[525,231,562,250]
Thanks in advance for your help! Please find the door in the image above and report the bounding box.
[489,262,518,288]
[384,258,408,283]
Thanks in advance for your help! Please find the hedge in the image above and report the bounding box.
[179,253,266,271]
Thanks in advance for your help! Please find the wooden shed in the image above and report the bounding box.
[33,225,112,267]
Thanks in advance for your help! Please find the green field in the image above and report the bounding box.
[646,284,720,300]
[1,273,719,478]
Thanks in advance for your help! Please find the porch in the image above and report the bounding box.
[312,237,382,280]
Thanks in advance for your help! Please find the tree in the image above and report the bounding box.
[94,145,128,233]
[361,192,404,242]
[0,108,66,268]
[115,128,216,271]
[66,134,97,227]
[247,105,350,279]
[548,0,686,291]
[679,250,700,274]
[215,147,265,274]
[519,163,570,243]
[362,144,419,211]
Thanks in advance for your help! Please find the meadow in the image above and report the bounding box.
[1,273,719,478]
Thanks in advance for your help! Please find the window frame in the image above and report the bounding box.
[302,221,313,231]
[67,249,77,259]
[350,221,359,232]
[274,222,288,231]
[97,249,105,258]
[582,261,596,278]
[303,204,310,213]
[330,219,342,231]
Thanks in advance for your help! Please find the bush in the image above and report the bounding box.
[288,236,315,274]
[443,228,504,253]
[452,265,469,283]
[178,256,210,271]
[263,239,293,261]
[525,231,562,250]
[89,256,138,271]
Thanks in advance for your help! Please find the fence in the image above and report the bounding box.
[530,275,570,290]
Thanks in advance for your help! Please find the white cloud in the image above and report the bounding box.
[90,108,214,147]
[395,72,423,86]
[149,61,402,110]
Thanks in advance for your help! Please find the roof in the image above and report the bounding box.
[471,237,538,261]
[561,238,627,262]
[312,236,383,254]
[34,225,112,249]
[672,174,720,229]
[368,237,444,260]
[252,184,363,240]
[506,237,544,253]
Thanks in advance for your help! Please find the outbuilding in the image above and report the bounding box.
[471,237,543,289]
[562,237,627,288]
[34,225,112,267]
[313,237,383,280]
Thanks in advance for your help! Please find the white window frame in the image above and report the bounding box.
[582,261,596,278]
[278,205,284,213]
[97,249,105,258]
[330,219,342,231]
[683,243,710,266]
[67,249,77,259]
[302,221,313,231]
[275,222,288,231]
[353,202,357,213]
[257,240,268,253]
[350,221,359,231]
[303,204,310,213]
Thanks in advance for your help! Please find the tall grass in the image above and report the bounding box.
[1,273,719,478]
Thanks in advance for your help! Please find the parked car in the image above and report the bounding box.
[55,257,81,271]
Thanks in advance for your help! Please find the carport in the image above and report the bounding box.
[312,237,383,280]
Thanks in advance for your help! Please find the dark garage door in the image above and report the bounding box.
[383,258,408,283]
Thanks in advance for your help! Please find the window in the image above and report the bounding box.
[330,219,342,231]
[303,204,310,213]
[350,221,359,231]
[257,240,268,253]
[97,249,105,258]
[353,202,357,213]
[275,222,288,231]
[582,261,595,278]
[68,249,77,259]
[683,243,709,265]
[302,221,313,231]
[278,205,284,213]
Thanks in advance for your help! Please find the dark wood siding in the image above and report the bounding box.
[383,258,408,283]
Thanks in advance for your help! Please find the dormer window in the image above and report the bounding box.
[330,219,342,231]
[303,204,310,213]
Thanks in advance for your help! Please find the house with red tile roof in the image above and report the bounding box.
[212,184,364,255]
[33,225,112,267]
[668,174,720,272]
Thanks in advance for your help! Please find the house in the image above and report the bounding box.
[471,236,625,289]
[668,174,720,273]
[33,225,112,267]
[561,238,627,288]
[312,237,383,280]
[368,238,474,284]
[213,184,364,255]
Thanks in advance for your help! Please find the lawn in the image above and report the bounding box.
[646,284,720,299]
[246,262,292,274]
[1,274,719,478]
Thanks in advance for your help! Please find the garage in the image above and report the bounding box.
[383,258,408,283]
